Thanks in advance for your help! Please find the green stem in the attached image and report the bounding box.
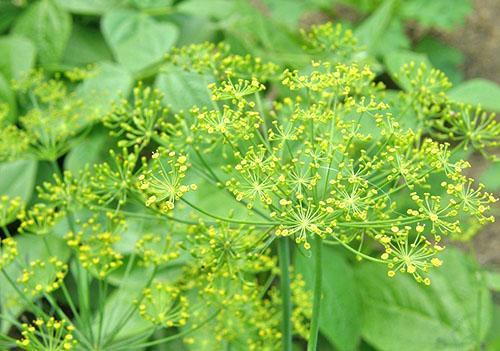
[278,237,292,351]
[307,236,323,351]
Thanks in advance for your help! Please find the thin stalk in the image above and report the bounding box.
[278,237,292,351]
[307,236,323,351]
[180,198,278,226]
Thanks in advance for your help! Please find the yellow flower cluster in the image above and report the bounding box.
[17,257,68,296]
[137,281,189,328]
[0,237,17,270]
[138,150,197,212]
[135,233,181,266]
[0,195,23,227]
[16,317,77,351]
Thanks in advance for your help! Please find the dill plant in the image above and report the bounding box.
[0,22,497,351]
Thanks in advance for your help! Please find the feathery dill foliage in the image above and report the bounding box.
[0,22,497,351]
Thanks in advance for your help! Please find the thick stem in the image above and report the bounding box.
[278,237,292,351]
[307,236,323,351]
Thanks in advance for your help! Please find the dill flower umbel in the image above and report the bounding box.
[137,281,189,328]
[17,257,68,296]
[0,195,23,227]
[16,317,77,350]
[0,237,17,270]
[135,233,181,266]
[138,149,197,212]
[18,203,63,235]
[65,214,124,279]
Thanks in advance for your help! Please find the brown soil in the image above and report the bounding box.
[444,0,500,83]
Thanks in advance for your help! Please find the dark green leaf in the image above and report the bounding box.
[13,0,72,66]
[415,37,464,84]
[62,23,113,66]
[102,10,179,73]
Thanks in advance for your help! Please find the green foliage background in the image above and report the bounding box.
[0,0,499,350]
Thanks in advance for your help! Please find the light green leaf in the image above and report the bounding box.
[130,0,172,9]
[155,68,213,112]
[0,159,38,202]
[296,246,362,351]
[480,163,500,192]
[0,35,36,81]
[75,62,133,120]
[485,304,500,351]
[355,0,397,54]
[357,248,492,351]
[13,0,72,66]
[400,0,472,30]
[484,271,500,292]
[448,79,500,112]
[102,10,178,73]
[62,23,113,66]
[176,0,234,19]
[56,0,126,15]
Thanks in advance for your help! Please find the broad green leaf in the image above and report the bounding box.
[415,36,464,84]
[357,249,492,351]
[400,0,472,30]
[485,305,500,351]
[0,159,38,202]
[484,271,500,292]
[62,23,113,66]
[155,68,213,112]
[102,10,179,73]
[56,0,126,15]
[263,0,309,29]
[0,35,36,81]
[130,0,173,9]
[355,0,397,54]
[480,163,500,192]
[176,0,234,19]
[296,246,362,351]
[0,73,17,123]
[64,127,114,174]
[448,79,500,112]
[13,0,72,66]
[168,13,216,46]
[75,62,133,120]
[0,2,21,32]
[375,19,410,54]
